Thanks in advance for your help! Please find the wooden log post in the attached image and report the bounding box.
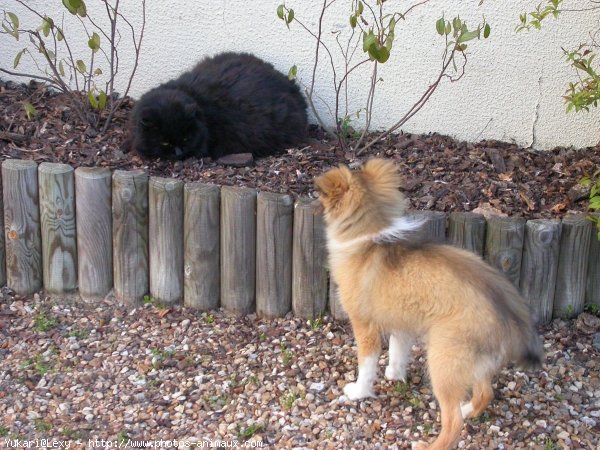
[484,216,526,287]
[448,212,486,255]
[220,186,257,315]
[412,210,446,243]
[519,219,561,324]
[0,168,5,287]
[149,177,184,305]
[292,198,328,319]
[75,167,113,301]
[554,214,592,318]
[256,192,294,318]
[112,170,149,305]
[586,214,599,309]
[184,183,220,311]
[39,163,77,293]
[2,160,42,294]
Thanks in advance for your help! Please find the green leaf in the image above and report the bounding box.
[357,1,364,15]
[3,12,20,39]
[76,59,86,74]
[287,8,294,24]
[93,67,103,76]
[445,22,451,35]
[23,101,36,120]
[388,16,395,33]
[98,90,107,110]
[363,29,377,53]
[59,60,65,76]
[436,17,445,36]
[350,14,357,28]
[40,17,53,37]
[288,64,297,80]
[276,4,284,20]
[453,17,461,32]
[88,90,98,109]
[484,23,491,38]
[458,29,480,44]
[56,27,64,41]
[62,0,80,15]
[88,32,100,52]
[13,49,25,68]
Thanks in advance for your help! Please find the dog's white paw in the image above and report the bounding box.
[343,382,375,400]
[461,401,474,419]
[385,365,406,381]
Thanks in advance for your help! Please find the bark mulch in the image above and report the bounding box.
[1,79,599,220]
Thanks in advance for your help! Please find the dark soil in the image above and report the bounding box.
[1,79,598,219]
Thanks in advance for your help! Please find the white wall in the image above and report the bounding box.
[1,0,599,150]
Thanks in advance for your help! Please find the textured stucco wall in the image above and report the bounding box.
[1,0,599,150]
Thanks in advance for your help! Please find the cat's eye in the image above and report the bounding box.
[161,142,169,147]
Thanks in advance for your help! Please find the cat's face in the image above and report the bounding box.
[131,90,208,160]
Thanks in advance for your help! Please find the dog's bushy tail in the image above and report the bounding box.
[481,267,544,370]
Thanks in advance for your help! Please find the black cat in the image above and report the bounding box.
[130,52,308,160]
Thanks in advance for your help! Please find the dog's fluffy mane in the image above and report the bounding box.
[314,159,411,241]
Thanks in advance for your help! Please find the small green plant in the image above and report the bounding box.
[142,294,156,305]
[22,101,36,120]
[280,391,298,410]
[238,423,264,440]
[308,315,324,331]
[33,310,58,332]
[1,0,146,133]
[202,312,215,325]
[258,331,267,342]
[0,426,8,437]
[563,304,575,318]
[247,374,259,385]
[394,380,410,396]
[277,1,490,152]
[477,411,492,423]
[280,343,294,367]
[68,328,89,339]
[34,419,52,432]
[116,430,129,445]
[584,303,599,314]
[554,392,565,401]
[21,353,53,375]
[203,394,230,408]
[61,427,84,440]
[543,437,563,450]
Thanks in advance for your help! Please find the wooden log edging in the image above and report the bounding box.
[220,186,257,315]
[76,167,113,301]
[291,198,328,319]
[113,170,149,305]
[39,163,77,294]
[256,192,294,319]
[519,219,561,324]
[149,177,184,305]
[2,160,42,295]
[554,214,592,318]
[0,159,598,324]
[485,216,526,287]
[184,183,220,311]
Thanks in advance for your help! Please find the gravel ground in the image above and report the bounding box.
[0,289,599,449]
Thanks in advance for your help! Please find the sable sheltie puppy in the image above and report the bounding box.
[314,158,542,450]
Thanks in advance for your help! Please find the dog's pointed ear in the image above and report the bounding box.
[314,164,353,202]
[361,158,401,190]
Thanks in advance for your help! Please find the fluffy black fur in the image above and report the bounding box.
[130,52,308,160]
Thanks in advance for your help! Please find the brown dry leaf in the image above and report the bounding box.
[158,308,171,318]
[499,173,513,182]
[519,191,536,211]
[550,202,567,213]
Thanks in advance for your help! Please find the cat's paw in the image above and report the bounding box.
[385,365,407,381]
[342,382,375,400]
[411,441,429,450]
